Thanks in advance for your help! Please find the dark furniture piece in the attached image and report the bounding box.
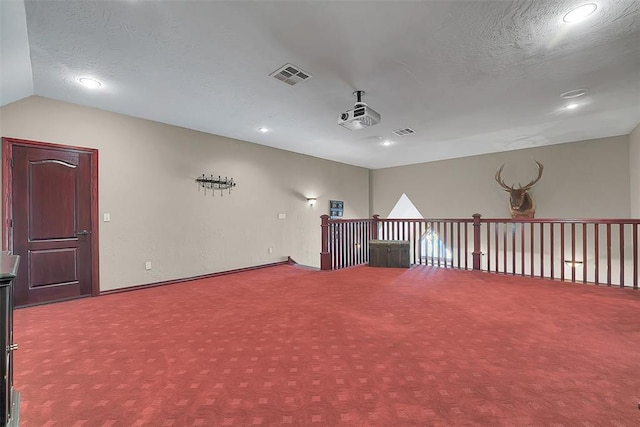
[369,240,410,268]
[1,252,20,427]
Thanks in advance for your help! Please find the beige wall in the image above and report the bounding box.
[630,123,640,217]
[372,135,631,219]
[0,96,369,291]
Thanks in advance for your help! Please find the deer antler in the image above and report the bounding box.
[495,164,513,190]
[520,161,544,190]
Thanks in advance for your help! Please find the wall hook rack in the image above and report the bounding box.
[196,174,237,196]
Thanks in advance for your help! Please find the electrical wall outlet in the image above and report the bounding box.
[268,248,273,254]
[145,261,152,270]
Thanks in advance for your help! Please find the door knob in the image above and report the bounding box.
[75,230,90,236]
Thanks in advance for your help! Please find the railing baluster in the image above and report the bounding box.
[361,221,365,265]
[503,222,507,273]
[344,223,352,267]
[436,222,441,267]
[344,222,348,268]
[443,222,448,267]
[582,223,587,284]
[336,222,341,269]
[571,223,576,283]
[418,222,423,265]
[560,224,565,282]
[494,222,499,273]
[424,221,428,266]
[550,223,555,280]
[540,223,544,278]
[521,223,525,276]
[344,222,349,268]
[620,224,625,288]
[464,222,468,270]
[430,222,434,266]
[334,223,339,270]
[351,222,356,267]
[633,223,638,290]
[366,220,370,265]
[444,222,453,267]
[456,222,462,269]
[594,223,599,285]
[355,222,359,266]
[450,222,454,267]
[352,222,357,267]
[343,222,348,269]
[530,222,534,277]
[511,223,516,275]
[410,221,414,265]
[330,223,335,269]
[341,222,346,269]
[486,222,491,272]
[607,224,612,286]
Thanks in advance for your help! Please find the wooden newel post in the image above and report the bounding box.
[371,214,380,240]
[320,215,332,270]
[472,213,482,270]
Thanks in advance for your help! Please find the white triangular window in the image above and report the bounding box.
[386,193,451,264]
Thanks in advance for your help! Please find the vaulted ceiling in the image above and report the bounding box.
[2,0,639,169]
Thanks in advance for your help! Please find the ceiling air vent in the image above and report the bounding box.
[392,128,416,136]
[270,63,312,86]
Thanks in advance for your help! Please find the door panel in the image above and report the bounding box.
[29,160,78,240]
[29,248,78,287]
[11,144,94,307]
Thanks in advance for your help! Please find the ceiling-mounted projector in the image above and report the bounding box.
[338,90,381,131]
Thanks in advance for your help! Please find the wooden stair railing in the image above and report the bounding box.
[321,214,640,289]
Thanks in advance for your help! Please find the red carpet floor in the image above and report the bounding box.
[13,265,640,426]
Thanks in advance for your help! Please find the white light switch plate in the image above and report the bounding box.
[278,213,286,219]
[104,213,111,222]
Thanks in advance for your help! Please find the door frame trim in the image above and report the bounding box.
[2,137,100,297]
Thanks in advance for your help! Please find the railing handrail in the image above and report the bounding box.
[480,218,640,224]
[323,218,374,224]
[376,218,474,223]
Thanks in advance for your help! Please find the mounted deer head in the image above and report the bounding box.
[495,161,544,218]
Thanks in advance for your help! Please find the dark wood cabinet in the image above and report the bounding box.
[1,252,20,427]
[369,240,410,268]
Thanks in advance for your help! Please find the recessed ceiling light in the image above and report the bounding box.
[563,3,597,23]
[382,140,393,146]
[258,127,270,133]
[561,88,588,99]
[565,103,580,109]
[78,77,102,88]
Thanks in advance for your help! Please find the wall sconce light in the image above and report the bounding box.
[307,198,317,206]
[564,260,583,268]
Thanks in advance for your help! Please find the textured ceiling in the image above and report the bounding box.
[2,0,640,169]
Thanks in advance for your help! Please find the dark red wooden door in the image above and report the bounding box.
[11,145,94,307]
